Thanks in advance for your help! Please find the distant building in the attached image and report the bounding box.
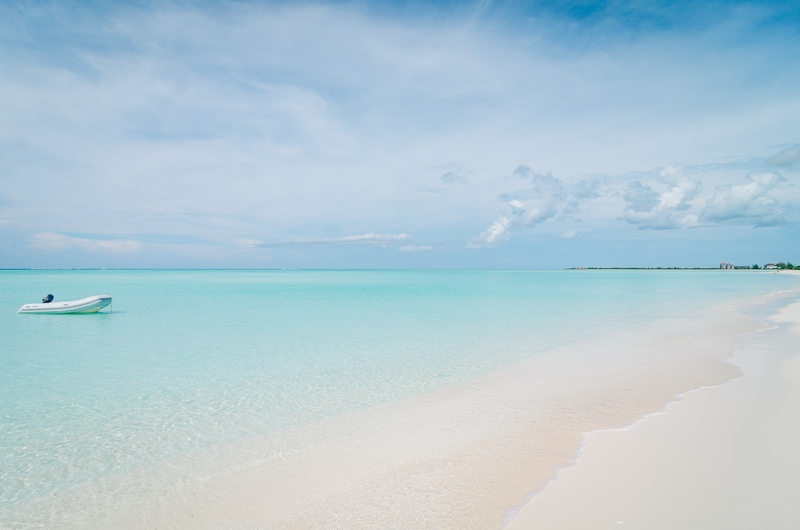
[720,262,734,269]
[765,263,778,269]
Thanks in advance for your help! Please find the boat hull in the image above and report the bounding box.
[18,295,112,314]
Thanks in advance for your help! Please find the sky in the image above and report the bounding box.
[1,0,799,269]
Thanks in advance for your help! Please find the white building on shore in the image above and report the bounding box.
[720,262,734,269]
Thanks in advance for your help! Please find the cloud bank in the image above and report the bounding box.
[468,152,796,248]
[31,232,141,253]
[0,2,798,267]
[701,172,787,226]
[260,233,411,248]
[622,166,700,230]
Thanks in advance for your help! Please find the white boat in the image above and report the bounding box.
[18,295,112,314]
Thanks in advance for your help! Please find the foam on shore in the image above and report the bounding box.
[6,294,784,529]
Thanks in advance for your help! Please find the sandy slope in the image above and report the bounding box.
[506,293,800,530]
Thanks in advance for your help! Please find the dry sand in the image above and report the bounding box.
[506,292,800,530]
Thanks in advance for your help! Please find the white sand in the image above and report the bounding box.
[506,295,800,530]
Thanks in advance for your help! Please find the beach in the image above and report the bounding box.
[5,0,799,526]
[506,279,800,530]
[2,270,799,529]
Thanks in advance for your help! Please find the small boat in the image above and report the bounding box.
[18,295,112,314]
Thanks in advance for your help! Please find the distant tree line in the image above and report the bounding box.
[733,262,800,270]
[569,263,800,270]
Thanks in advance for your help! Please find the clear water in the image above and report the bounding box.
[1,269,798,508]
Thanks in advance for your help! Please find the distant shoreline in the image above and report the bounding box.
[567,267,757,270]
[568,267,718,270]
[0,267,790,271]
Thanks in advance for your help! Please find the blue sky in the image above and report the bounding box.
[1,0,798,268]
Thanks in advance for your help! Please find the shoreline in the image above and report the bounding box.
[7,287,795,529]
[505,280,800,529]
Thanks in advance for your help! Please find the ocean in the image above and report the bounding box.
[1,269,798,518]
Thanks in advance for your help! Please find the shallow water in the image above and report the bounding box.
[1,269,798,511]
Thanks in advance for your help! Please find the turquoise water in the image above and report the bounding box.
[1,269,798,509]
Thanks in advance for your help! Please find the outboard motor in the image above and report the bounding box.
[42,294,54,304]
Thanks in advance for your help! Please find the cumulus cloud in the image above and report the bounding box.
[470,156,795,250]
[701,172,787,225]
[572,179,601,200]
[619,164,794,229]
[514,166,566,195]
[624,181,661,213]
[518,200,557,226]
[510,166,568,223]
[30,232,141,253]
[467,216,511,248]
[508,199,525,212]
[622,166,700,229]
[470,166,592,248]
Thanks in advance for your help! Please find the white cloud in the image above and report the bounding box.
[30,232,141,253]
[470,167,583,248]
[508,199,526,212]
[398,244,432,252]
[470,150,796,250]
[623,167,701,229]
[508,167,567,225]
[262,233,411,247]
[467,216,510,248]
[334,233,409,243]
[701,172,786,224]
